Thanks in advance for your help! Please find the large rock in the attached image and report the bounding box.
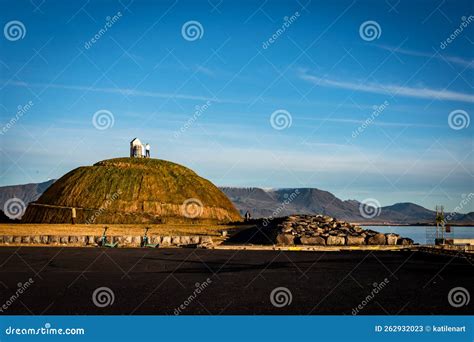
[327,235,345,245]
[323,216,333,223]
[346,235,365,245]
[198,236,214,248]
[398,237,413,245]
[276,233,295,245]
[368,233,386,245]
[180,236,191,245]
[300,236,326,245]
[150,236,162,245]
[385,233,399,245]
[49,235,60,244]
[161,236,171,246]
[131,236,141,246]
[122,236,133,245]
[200,236,213,244]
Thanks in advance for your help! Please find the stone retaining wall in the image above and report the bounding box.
[0,235,213,248]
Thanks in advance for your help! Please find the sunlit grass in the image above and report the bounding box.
[0,223,242,238]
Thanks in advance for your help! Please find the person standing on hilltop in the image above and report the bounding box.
[145,143,150,158]
[244,211,251,222]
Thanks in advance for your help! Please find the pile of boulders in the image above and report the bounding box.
[272,215,413,246]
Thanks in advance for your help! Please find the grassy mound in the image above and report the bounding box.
[22,158,241,224]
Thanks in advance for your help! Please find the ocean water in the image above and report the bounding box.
[364,226,474,244]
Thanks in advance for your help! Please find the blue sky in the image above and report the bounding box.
[0,0,473,212]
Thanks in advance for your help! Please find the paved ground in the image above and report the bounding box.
[0,247,472,315]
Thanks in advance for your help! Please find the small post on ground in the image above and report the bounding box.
[71,207,76,225]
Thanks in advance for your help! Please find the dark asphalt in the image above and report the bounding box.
[0,247,472,315]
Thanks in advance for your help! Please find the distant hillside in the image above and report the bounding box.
[220,187,474,225]
[220,187,362,220]
[377,203,434,222]
[0,180,55,208]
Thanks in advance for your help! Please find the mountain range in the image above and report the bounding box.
[0,180,472,225]
[0,180,55,208]
[219,187,473,225]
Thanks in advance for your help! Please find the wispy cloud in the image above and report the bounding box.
[375,44,474,69]
[2,80,247,104]
[194,65,216,77]
[298,116,444,128]
[299,70,474,103]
